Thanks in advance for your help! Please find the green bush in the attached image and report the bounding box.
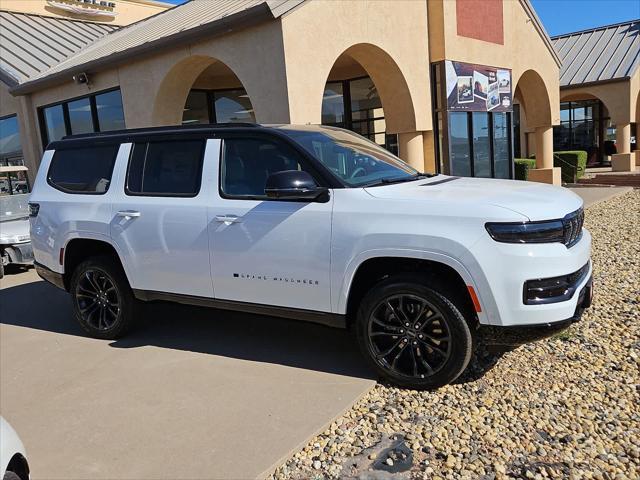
[554,150,588,183]
[514,158,536,180]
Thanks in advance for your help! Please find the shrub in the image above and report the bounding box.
[554,150,588,183]
[514,158,536,180]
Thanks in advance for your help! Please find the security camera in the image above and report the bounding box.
[73,72,90,85]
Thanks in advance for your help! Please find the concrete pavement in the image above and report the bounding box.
[567,186,633,208]
[0,268,375,479]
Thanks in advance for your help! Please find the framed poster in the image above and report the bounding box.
[445,60,512,112]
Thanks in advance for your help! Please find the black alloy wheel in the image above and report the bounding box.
[356,274,473,389]
[367,294,452,379]
[70,256,137,339]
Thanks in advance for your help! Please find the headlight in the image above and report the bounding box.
[485,220,565,244]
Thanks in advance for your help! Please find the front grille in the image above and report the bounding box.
[562,208,584,247]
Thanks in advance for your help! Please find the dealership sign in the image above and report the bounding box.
[47,0,117,18]
[445,60,512,112]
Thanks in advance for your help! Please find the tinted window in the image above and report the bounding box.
[68,98,93,135]
[221,138,305,197]
[0,115,23,166]
[48,145,118,194]
[43,105,66,143]
[95,90,125,132]
[213,89,255,123]
[127,140,204,196]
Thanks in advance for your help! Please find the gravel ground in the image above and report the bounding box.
[271,190,640,480]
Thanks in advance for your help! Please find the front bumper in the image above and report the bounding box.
[478,275,593,346]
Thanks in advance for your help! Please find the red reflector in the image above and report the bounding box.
[59,248,65,265]
[467,286,482,312]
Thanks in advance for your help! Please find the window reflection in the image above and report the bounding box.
[213,89,255,123]
[95,90,125,131]
[493,113,510,179]
[183,91,209,125]
[0,115,23,166]
[68,97,93,135]
[449,112,471,176]
[43,105,66,143]
[472,112,491,178]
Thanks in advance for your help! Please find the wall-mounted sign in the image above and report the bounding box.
[46,0,117,18]
[445,60,512,112]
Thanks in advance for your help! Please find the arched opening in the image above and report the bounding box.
[152,55,256,127]
[321,44,418,156]
[556,91,616,166]
[512,70,552,163]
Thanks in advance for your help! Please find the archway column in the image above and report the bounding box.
[528,126,561,185]
[611,122,635,172]
[398,132,425,171]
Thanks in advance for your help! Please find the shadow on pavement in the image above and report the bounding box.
[0,279,373,380]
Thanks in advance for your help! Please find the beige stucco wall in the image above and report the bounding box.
[280,0,432,135]
[428,0,560,127]
[1,82,19,117]
[560,80,634,124]
[0,0,170,26]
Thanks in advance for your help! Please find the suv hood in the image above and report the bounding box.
[364,176,583,221]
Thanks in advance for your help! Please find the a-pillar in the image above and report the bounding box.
[528,126,561,185]
[398,131,425,172]
[611,123,635,172]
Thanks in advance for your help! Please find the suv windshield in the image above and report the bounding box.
[280,126,421,187]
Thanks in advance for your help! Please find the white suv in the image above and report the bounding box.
[29,124,592,389]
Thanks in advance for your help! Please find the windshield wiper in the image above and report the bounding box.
[365,172,436,187]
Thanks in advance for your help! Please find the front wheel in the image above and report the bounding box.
[355,275,473,390]
[70,256,137,339]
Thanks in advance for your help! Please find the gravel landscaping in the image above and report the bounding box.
[271,190,640,480]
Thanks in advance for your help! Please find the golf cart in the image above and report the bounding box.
[0,165,33,278]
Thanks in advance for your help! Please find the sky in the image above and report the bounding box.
[161,0,639,37]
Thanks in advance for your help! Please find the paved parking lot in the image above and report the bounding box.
[0,269,375,479]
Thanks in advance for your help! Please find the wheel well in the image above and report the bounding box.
[6,453,29,480]
[345,257,476,330]
[63,239,122,289]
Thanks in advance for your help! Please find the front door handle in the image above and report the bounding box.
[116,210,141,219]
[215,215,242,225]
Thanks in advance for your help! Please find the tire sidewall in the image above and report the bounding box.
[356,276,473,390]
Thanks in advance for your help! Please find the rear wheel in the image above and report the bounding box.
[70,256,136,339]
[355,274,473,389]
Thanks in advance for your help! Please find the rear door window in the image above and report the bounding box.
[48,145,119,194]
[126,140,205,197]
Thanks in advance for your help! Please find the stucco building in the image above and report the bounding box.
[551,20,640,172]
[0,0,615,187]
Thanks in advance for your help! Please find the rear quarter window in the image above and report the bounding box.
[48,145,119,194]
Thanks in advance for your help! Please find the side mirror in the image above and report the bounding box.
[265,170,328,201]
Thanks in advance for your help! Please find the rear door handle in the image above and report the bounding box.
[116,210,141,219]
[215,215,242,224]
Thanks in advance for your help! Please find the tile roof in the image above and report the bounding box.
[551,20,640,87]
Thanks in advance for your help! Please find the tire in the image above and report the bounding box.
[355,274,473,390]
[70,255,137,340]
[0,261,4,279]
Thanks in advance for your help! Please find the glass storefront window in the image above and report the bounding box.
[0,115,23,166]
[68,97,93,135]
[472,112,491,178]
[182,90,209,125]
[43,104,66,143]
[554,99,606,165]
[493,113,510,179]
[449,112,471,176]
[213,89,255,123]
[40,89,126,145]
[322,82,345,126]
[95,90,125,131]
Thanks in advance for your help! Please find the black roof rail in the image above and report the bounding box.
[60,123,260,141]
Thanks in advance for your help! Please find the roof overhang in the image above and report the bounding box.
[9,2,275,96]
[0,69,19,89]
[560,76,631,90]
